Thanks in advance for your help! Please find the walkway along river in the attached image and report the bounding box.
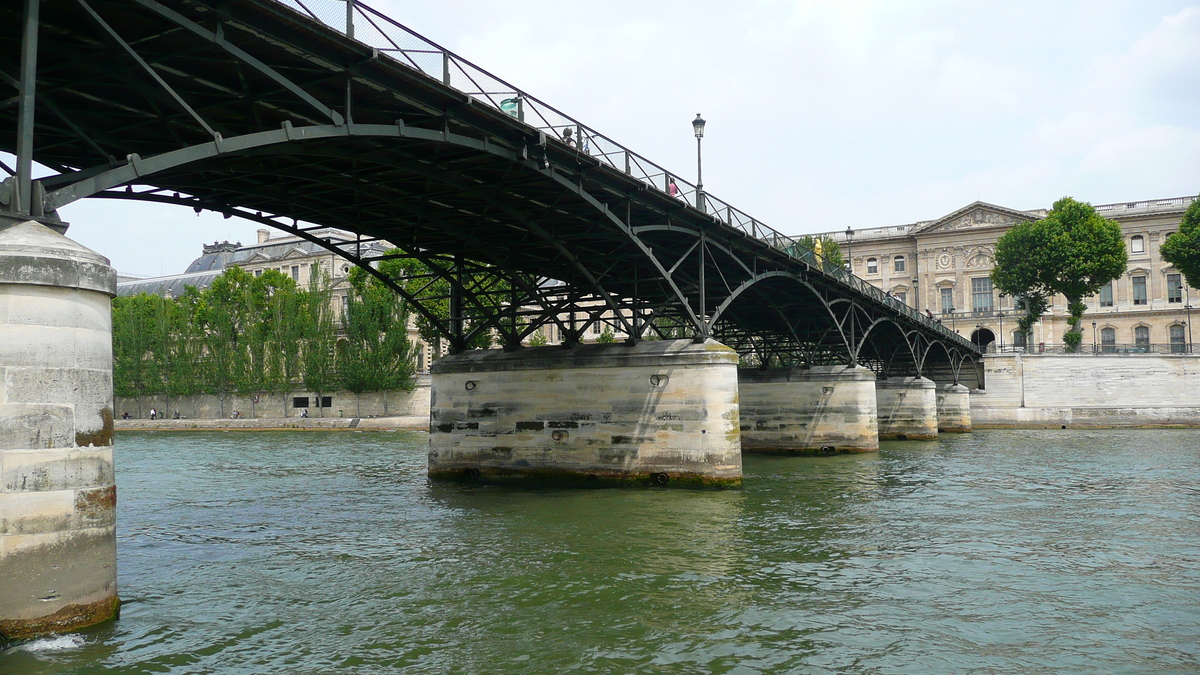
[2,429,1197,673]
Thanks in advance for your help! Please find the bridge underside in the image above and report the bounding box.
[0,0,980,386]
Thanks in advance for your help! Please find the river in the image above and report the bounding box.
[2,429,1198,674]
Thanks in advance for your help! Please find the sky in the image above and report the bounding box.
[21,0,1200,277]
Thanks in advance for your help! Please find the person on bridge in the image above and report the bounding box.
[668,179,680,198]
[562,128,576,148]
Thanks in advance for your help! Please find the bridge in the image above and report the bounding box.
[0,0,982,641]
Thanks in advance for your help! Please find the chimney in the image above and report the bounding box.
[257,228,270,244]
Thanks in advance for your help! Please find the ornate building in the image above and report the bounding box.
[822,196,1198,353]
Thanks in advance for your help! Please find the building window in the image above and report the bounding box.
[254,269,263,277]
[971,277,994,312]
[893,256,906,273]
[1101,327,1115,353]
[940,287,954,314]
[1170,324,1186,353]
[1132,275,1147,305]
[866,258,878,274]
[1013,330,1027,349]
[592,320,602,335]
[1134,326,1150,351]
[1130,235,1145,253]
[1099,281,1113,307]
[291,265,300,281]
[1168,273,1182,303]
[292,396,309,408]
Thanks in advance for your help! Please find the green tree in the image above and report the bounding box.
[112,293,168,415]
[785,235,844,273]
[298,269,338,417]
[340,266,418,416]
[1161,197,1200,289]
[991,197,1128,352]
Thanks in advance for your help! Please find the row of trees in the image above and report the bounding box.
[113,265,417,417]
[992,195,1200,352]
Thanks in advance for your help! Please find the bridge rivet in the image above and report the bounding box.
[465,380,477,391]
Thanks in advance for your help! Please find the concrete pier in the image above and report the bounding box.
[738,365,879,454]
[936,383,972,433]
[0,219,119,643]
[428,339,742,487]
[875,376,938,440]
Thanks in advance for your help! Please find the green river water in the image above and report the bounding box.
[2,429,1198,674]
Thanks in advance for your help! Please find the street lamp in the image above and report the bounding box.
[997,311,1005,351]
[949,307,956,333]
[844,226,854,272]
[1186,303,1194,354]
[692,113,706,213]
[1092,321,1097,354]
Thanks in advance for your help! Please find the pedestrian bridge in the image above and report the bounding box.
[0,0,980,640]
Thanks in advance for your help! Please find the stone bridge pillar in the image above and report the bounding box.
[0,218,119,644]
[428,339,741,487]
[875,376,938,440]
[936,383,972,433]
[738,365,879,454]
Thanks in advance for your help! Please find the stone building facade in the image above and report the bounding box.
[821,196,1198,353]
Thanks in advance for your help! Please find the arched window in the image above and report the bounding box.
[866,257,878,274]
[1170,324,1186,353]
[1130,235,1145,254]
[1134,326,1150,351]
[893,255,906,273]
[1012,330,1027,348]
[1101,327,1115,353]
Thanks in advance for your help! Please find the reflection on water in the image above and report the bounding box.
[2,429,1198,674]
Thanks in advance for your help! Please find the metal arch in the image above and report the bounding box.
[856,315,921,372]
[40,121,513,213]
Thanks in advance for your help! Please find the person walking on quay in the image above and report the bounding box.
[149,407,157,420]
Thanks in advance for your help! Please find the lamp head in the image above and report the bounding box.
[692,113,706,138]
[844,225,854,240]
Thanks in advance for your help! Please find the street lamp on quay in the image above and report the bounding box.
[692,114,706,213]
[844,226,854,272]
[1092,321,1098,354]
[997,311,1005,351]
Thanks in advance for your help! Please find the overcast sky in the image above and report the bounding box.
[27,0,1200,277]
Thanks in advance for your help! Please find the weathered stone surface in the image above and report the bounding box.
[739,365,879,454]
[876,376,938,440]
[429,339,742,487]
[0,220,118,642]
[936,383,972,433]
[972,353,1200,427]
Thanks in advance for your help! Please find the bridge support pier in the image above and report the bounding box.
[738,366,879,454]
[427,339,742,487]
[936,383,972,433]
[875,376,938,441]
[0,218,119,644]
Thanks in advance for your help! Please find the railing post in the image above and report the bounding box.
[442,52,451,85]
[624,150,630,174]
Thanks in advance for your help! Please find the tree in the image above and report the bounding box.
[340,265,418,416]
[991,197,1127,352]
[1161,196,1200,289]
[112,293,169,415]
[298,269,339,417]
[785,235,844,273]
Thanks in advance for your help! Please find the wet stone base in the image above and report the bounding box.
[0,595,120,648]
[428,466,742,489]
[428,339,743,488]
[876,376,939,441]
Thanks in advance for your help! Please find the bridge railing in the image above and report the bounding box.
[276,0,973,350]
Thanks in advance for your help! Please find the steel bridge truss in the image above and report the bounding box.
[0,0,983,387]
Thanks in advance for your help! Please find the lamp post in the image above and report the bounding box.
[997,311,1005,351]
[692,113,705,213]
[949,307,956,333]
[844,226,854,272]
[1186,303,1194,354]
[1092,321,1097,354]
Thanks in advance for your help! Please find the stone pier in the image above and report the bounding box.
[738,365,879,454]
[936,383,972,433]
[875,376,938,440]
[0,219,119,644]
[428,339,741,487]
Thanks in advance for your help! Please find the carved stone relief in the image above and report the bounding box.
[963,244,995,270]
[936,209,1021,232]
[935,250,954,270]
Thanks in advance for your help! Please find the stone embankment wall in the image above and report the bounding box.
[115,377,431,421]
[973,353,1200,427]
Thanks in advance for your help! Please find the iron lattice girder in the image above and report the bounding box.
[0,0,979,379]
